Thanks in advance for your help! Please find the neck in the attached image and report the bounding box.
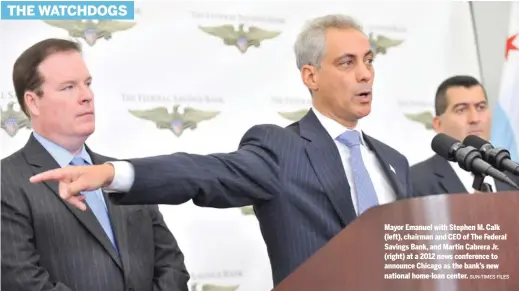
[33,128,87,156]
[312,102,358,129]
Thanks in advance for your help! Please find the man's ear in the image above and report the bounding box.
[24,91,41,117]
[432,115,441,132]
[301,65,319,92]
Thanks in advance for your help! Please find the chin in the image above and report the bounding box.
[356,108,371,119]
[77,124,95,136]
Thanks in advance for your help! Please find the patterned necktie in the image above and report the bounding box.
[70,157,118,251]
[336,130,379,215]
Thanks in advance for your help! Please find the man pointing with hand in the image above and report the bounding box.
[31,14,414,286]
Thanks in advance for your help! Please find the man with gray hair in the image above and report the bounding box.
[30,14,414,286]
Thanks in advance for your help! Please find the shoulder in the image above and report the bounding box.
[1,148,25,166]
[410,155,437,175]
[1,149,27,184]
[238,123,299,148]
[409,156,440,190]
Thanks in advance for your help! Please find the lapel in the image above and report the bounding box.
[299,110,356,227]
[362,134,408,200]
[88,149,132,278]
[23,135,123,270]
[430,154,467,194]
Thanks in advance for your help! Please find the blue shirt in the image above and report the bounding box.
[32,132,108,208]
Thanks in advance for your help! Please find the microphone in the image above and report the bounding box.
[431,133,519,189]
[463,135,519,176]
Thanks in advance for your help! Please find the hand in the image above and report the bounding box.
[29,164,115,211]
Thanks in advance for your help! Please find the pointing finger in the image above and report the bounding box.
[30,168,69,183]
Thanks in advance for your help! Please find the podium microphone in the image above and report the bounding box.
[463,135,519,176]
[431,133,519,190]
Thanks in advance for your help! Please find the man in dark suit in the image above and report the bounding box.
[2,38,189,291]
[30,15,414,286]
[410,75,519,195]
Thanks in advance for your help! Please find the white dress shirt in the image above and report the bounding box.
[448,161,496,193]
[311,108,396,214]
[105,161,135,192]
[106,107,398,214]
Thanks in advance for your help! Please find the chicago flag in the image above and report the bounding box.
[490,1,519,160]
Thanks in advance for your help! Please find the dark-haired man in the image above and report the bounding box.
[410,75,518,195]
[1,38,189,291]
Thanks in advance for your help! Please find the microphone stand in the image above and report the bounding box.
[472,173,493,192]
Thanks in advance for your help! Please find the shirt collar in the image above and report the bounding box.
[311,106,366,146]
[32,132,92,167]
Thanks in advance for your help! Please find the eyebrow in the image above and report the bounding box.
[334,50,374,62]
[452,100,487,108]
[58,76,92,86]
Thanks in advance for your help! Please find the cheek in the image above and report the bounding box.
[443,118,466,133]
[40,98,68,120]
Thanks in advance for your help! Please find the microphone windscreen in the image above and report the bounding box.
[463,135,488,149]
[431,133,460,160]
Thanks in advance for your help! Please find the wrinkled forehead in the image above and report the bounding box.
[323,28,372,59]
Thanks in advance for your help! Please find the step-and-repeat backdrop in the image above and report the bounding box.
[0,1,480,290]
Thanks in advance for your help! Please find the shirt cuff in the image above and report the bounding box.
[103,161,135,192]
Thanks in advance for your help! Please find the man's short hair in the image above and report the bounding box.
[294,14,363,71]
[12,38,82,116]
[434,75,487,116]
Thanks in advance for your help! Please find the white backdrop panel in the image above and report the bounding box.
[0,1,479,290]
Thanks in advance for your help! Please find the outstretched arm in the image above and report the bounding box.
[109,125,283,207]
[29,125,284,210]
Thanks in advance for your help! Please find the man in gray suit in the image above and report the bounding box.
[1,38,190,291]
[30,15,414,286]
[410,75,519,195]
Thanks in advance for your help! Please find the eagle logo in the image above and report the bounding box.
[198,24,281,53]
[278,109,309,122]
[128,105,220,137]
[240,206,254,216]
[369,33,404,55]
[1,102,32,137]
[190,283,239,291]
[43,20,137,46]
[404,111,434,129]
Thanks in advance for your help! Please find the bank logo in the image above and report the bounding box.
[128,105,220,137]
[240,206,254,216]
[278,109,309,122]
[405,111,433,129]
[1,102,31,137]
[198,24,281,53]
[43,20,136,46]
[190,283,239,291]
[369,33,403,55]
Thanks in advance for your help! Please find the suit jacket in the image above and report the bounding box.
[108,110,414,286]
[1,134,189,291]
[410,154,519,196]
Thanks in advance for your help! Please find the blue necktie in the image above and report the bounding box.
[70,157,118,251]
[336,130,379,215]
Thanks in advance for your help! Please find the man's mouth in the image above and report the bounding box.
[356,90,372,98]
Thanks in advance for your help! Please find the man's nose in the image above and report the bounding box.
[356,63,372,83]
[79,85,93,103]
[467,108,481,124]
